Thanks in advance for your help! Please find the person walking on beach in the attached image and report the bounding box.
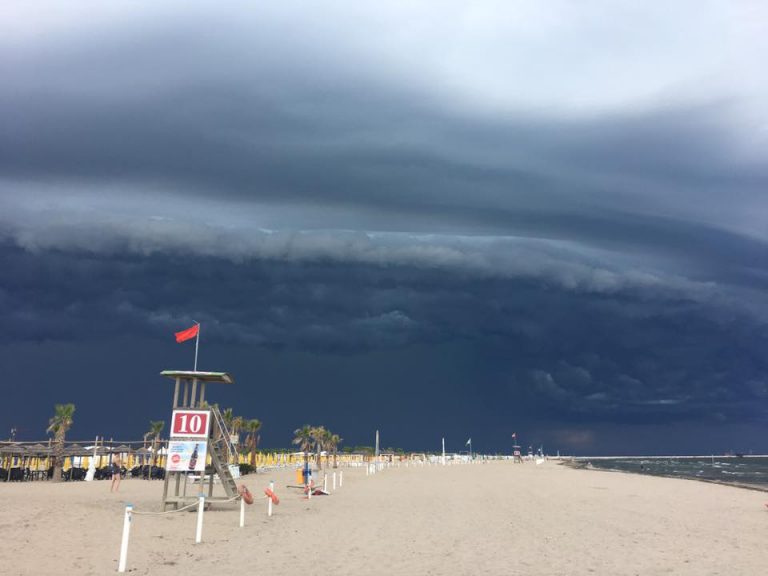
[110,456,122,492]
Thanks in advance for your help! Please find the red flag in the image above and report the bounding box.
[175,324,199,343]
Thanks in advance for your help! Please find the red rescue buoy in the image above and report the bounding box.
[264,488,280,505]
[239,484,254,505]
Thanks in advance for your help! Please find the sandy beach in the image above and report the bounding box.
[1,461,765,575]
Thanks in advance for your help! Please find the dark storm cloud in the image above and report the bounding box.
[2,4,767,249]
[2,13,767,301]
[2,3,768,452]
[4,241,768,432]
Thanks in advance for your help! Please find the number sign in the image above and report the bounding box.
[170,409,211,438]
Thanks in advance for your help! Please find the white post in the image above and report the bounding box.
[442,437,446,466]
[239,496,245,528]
[117,504,133,573]
[332,471,336,491]
[195,495,205,543]
[268,494,273,517]
[366,463,369,476]
[323,473,328,492]
[339,470,343,487]
[308,483,312,500]
[86,435,98,482]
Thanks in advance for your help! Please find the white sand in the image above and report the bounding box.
[0,461,766,575]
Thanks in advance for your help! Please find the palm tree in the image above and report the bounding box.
[244,419,262,466]
[330,433,343,468]
[311,426,327,469]
[146,420,165,467]
[321,428,334,468]
[47,403,75,483]
[222,407,234,430]
[292,425,314,471]
[232,415,244,444]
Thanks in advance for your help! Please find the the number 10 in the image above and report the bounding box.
[178,414,203,434]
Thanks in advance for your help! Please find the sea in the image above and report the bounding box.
[571,456,768,491]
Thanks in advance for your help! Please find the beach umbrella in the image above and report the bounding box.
[64,444,90,456]
[134,447,152,466]
[64,444,90,471]
[25,444,47,473]
[0,444,24,480]
[112,445,132,467]
[26,444,52,474]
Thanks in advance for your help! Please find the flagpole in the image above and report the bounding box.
[194,322,200,372]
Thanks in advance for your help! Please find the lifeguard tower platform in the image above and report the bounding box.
[160,370,240,510]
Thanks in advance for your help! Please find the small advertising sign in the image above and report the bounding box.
[170,409,211,439]
[166,440,207,472]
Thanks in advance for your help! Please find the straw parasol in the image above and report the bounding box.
[0,443,26,455]
[64,444,90,457]
[24,444,51,474]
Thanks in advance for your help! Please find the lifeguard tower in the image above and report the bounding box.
[512,444,523,463]
[160,370,240,510]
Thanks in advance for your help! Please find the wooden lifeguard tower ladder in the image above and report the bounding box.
[160,370,240,510]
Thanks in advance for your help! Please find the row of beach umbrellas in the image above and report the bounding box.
[0,443,158,457]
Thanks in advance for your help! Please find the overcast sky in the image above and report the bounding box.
[2,2,767,454]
